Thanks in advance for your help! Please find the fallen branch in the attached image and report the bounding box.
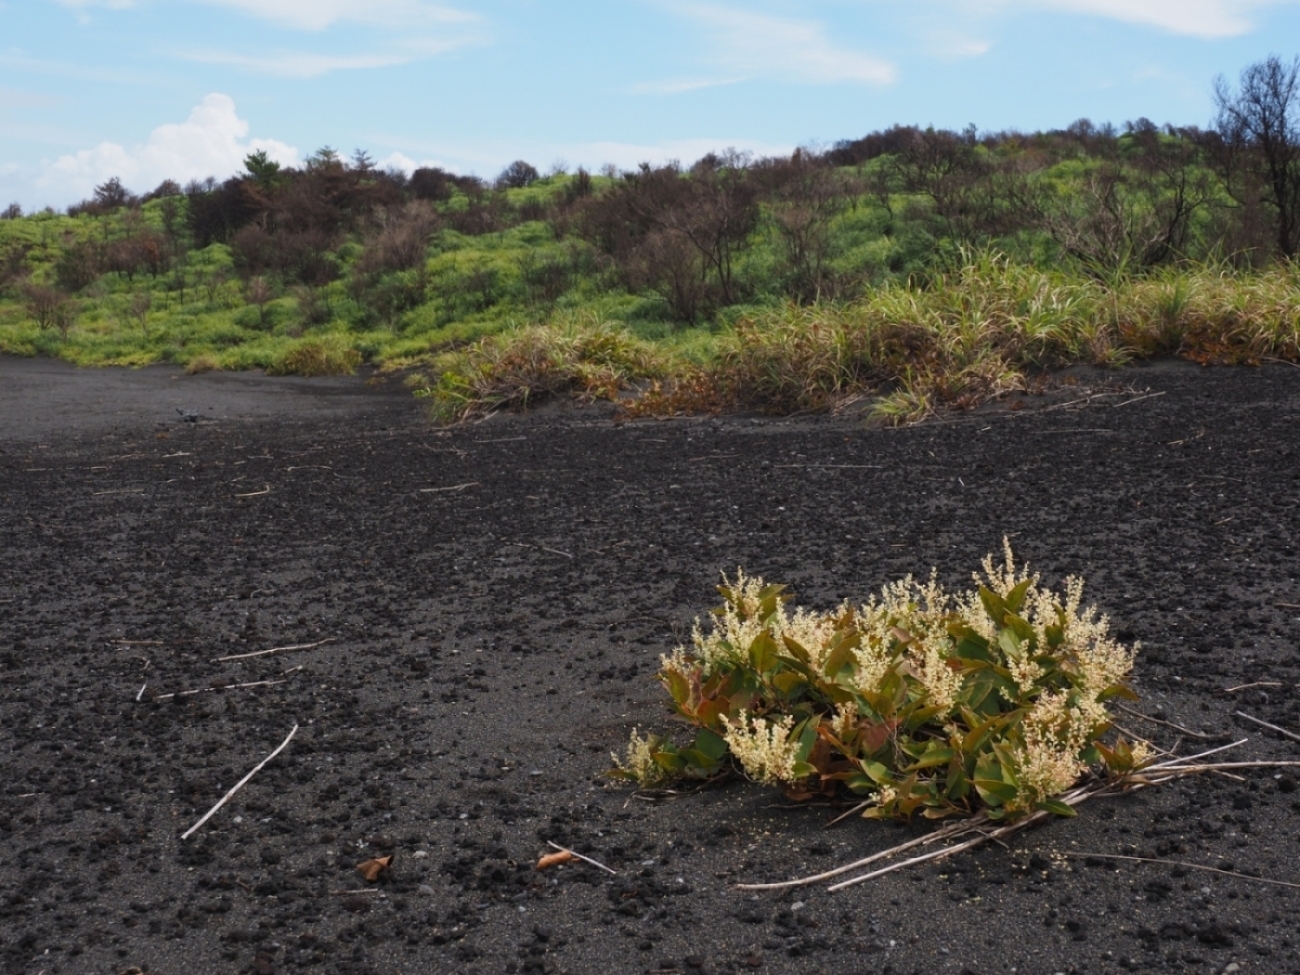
[546,841,617,875]
[513,542,574,560]
[419,482,479,493]
[1276,602,1300,611]
[1063,852,1300,890]
[1234,710,1300,744]
[181,724,298,840]
[1224,681,1284,693]
[151,679,288,701]
[1114,702,1218,740]
[1112,390,1166,408]
[740,742,1300,892]
[112,639,163,646]
[234,485,271,498]
[215,638,334,662]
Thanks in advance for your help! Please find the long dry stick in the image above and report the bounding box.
[152,679,287,701]
[181,725,298,840]
[419,482,479,493]
[1224,681,1284,693]
[743,740,1300,893]
[545,842,617,875]
[1114,702,1218,740]
[1233,711,1300,744]
[1062,852,1300,890]
[215,638,334,663]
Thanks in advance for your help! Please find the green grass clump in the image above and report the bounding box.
[613,542,1147,822]
[413,315,669,421]
[267,336,363,377]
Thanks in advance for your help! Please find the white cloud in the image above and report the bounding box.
[997,0,1284,37]
[192,0,475,31]
[51,0,136,9]
[39,93,297,199]
[667,4,895,85]
[630,77,745,95]
[178,48,423,78]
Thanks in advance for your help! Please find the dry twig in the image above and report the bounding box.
[151,679,288,701]
[181,724,298,840]
[1114,702,1218,740]
[1234,710,1300,744]
[419,482,479,493]
[1224,681,1284,693]
[215,638,334,662]
[545,841,617,875]
[1063,852,1300,889]
[740,740,1300,892]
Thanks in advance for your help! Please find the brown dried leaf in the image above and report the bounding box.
[356,855,392,882]
[536,850,576,870]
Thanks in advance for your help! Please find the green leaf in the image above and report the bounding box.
[821,631,859,680]
[1096,683,1139,702]
[662,668,691,707]
[780,635,811,666]
[904,745,954,771]
[972,776,1018,805]
[945,764,970,800]
[858,760,893,786]
[1004,577,1033,614]
[980,586,1008,623]
[1036,798,1078,818]
[747,631,780,672]
[692,728,729,762]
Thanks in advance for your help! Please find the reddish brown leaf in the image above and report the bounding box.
[356,855,392,882]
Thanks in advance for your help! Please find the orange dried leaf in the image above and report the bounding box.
[356,855,392,882]
[536,850,576,870]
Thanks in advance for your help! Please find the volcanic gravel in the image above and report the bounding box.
[2,356,1300,975]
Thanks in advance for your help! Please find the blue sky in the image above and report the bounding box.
[2,0,1299,210]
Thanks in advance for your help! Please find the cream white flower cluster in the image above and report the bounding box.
[665,569,846,675]
[644,543,1138,807]
[611,728,668,787]
[719,712,800,785]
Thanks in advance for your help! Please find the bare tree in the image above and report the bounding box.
[128,292,152,336]
[1214,55,1300,258]
[245,276,274,327]
[22,283,76,338]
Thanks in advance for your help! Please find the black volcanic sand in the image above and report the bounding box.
[2,355,1300,975]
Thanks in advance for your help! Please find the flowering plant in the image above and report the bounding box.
[612,542,1148,821]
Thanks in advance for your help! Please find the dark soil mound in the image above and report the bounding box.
[2,356,1299,975]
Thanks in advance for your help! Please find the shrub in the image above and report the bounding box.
[419,317,666,421]
[613,542,1146,822]
[268,337,362,377]
[185,351,220,374]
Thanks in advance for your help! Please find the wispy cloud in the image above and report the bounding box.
[174,31,482,78]
[178,48,415,78]
[662,3,895,86]
[0,88,62,111]
[0,52,160,85]
[630,77,745,95]
[50,0,137,9]
[39,93,297,198]
[1007,0,1284,38]
[192,0,476,31]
